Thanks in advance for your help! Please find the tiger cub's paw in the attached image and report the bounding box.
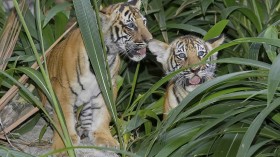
[93,132,119,148]
[70,133,81,145]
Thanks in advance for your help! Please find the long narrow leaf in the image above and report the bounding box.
[267,54,280,104]
[236,97,280,157]
[72,0,121,147]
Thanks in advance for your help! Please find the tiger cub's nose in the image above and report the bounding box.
[190,67,200,74]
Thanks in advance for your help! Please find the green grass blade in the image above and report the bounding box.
[267,54,280,104]
[72,0,121,147]
[14,67,51,102]
[0,146,35,157]
[167,23,207,36]
[236,97,280,157]
[12,0,75,155]
[43,2,72,27]
[203,37,280,62]
[216,58,271,69]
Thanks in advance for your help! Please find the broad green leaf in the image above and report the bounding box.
[39,124,48,143]
[247,140,273,157]
[73,0,121,147]
[15,67,52,103]
[143,71,250,156]
[263,26,278,62]
[267,54,280,104]
[174,0,198,17]
[42,24,55,48]
[124,115,147,133]
[13,112,41,135]
[144,122,202,157]
[216,58,271,69]
[203,37,280,62]
[0,70,53,131]
[221,6,262,32]
[237,98,280,157]
[201,0,213,15]
[43,2,72,27]
[54,12,68,39]
[213,133,243,157]
[149,0,168,42]
[203,20,229,41]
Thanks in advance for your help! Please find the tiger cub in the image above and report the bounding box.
[148,35,224,118]
[46,0,152,151]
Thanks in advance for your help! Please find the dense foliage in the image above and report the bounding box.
[0,0,280,156]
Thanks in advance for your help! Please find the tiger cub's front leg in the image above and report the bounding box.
[91,98,119,148]
[78,93,119,148]
[51,80,80,151]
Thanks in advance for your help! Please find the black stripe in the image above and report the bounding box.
[81,126,91,129]
[89,59,95,75]
[108,55,117,69]
[81,112,92,116]
[82,122,92,126]
[173,86,180,104]
[81,118,92,121]
[124,10,129,16]
[76,67,85,90]
[70,86,78,96]
[92,106,102,109]
[82,104,92,111]
[83,92,101,105]
[106,45,110,54]
[115,26,120,41]
[77,50,83,75]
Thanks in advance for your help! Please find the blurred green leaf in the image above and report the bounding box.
[13,113,41,135]
[39,124,48,143]
[167,23,207,36]
[0,146,34,157]
[267,54,280,104]
[43,2,71,27]
[237,97,280,157]
[203,20,229,41]
[213,133,243,157]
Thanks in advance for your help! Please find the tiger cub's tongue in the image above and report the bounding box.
[189,76,201,85]
[137,48,146,55]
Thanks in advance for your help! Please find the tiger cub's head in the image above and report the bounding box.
[148,35,224,91]
[99,0,152,61]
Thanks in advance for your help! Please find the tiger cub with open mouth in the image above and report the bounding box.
[148,35,224,118]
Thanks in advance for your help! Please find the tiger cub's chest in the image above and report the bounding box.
[70,52,119,108]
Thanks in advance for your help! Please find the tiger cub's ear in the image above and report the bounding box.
[206,34,225,51]
[148,39,170,65]
[128,0,141,9]
[99,10,118,33]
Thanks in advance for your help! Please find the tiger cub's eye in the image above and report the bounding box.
[178,53,186,58]
[198,51,205,57]
[127,22,135,28]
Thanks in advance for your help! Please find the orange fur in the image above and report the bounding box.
[148,35,224,119]
[44,0,152,154]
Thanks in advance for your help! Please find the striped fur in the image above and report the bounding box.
[46,0,152,151]
[148,35,224,118]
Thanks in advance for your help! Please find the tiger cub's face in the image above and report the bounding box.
[148,35,224,91]
[100,0,152,61]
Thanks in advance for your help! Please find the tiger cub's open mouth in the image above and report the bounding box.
[189,75,202,85]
